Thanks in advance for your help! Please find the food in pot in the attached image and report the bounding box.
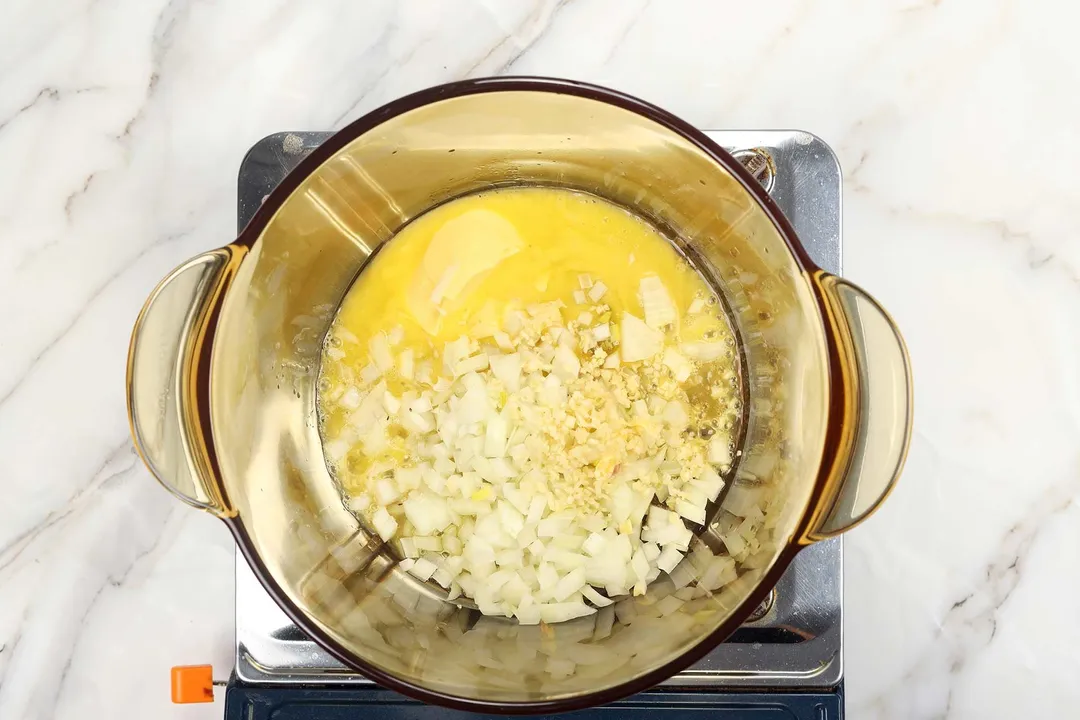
[317,187,743,623]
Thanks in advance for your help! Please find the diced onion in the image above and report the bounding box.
[708,435,732,466]
[581,584,614,607]
[403,493,452,535]
[620,312,664,362]
[539,602,595,623]
[673,498,706,525]
[662,347,693,383]
[374,478,400,505]
[638,276,677,328]
[398,349,415,379]
[552,567,587,601]
[552,345,581,382]
[484,413,508,457]
[656,545,684,574]
[322,261,745,621]
[372,507,398,541]
[407,556,438,581]
[369,332,394,372]
[488,353,522,392]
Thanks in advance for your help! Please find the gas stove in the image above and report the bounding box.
[226,130,844,718]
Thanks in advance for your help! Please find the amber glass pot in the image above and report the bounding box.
[126,78,911,712]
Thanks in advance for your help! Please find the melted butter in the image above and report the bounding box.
[327,186,726,362]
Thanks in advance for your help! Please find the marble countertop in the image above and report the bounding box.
[1,0,1077,718]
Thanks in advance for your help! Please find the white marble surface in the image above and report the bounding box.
[1,0,1077,717]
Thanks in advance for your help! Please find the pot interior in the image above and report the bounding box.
[210,84,833,706]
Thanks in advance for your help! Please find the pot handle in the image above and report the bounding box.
[126,249,237,518]
[801,273,913,542]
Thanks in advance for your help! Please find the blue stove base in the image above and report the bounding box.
[224,681,843,719]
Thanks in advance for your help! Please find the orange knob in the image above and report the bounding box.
[170,665,215,703]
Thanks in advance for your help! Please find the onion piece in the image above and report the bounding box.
[457,353,490,375]
[498,501,526,538]
[673,498,706,525]
[537,563,559,595]
[552,345,581,382]
[638,276,677,328]
[402,410,434,433]
[374,478,400,505]
[656,595,685,616]
[583,533,607,557]
[372,507,398,541]
[697,465,725,500]
[408,556,438,581]
[662,347,693,383]
[539,602,595,623]
[489,353,522,391]
[669,558,697,589]
[484,412,509,457]
[525,495,547,526]
[594,604,616,639]
[581,584,614,607]
[340,388,361,410]
[619,312,664,362]
[412,536,442,552]
[552,568,587,601]
[721,530,748,557]
[537,514,569,538]
[398,349,415,380]
[403,493,452,535]
[631,548,649,583]
[369,332,394,372]
[347,493,371,514]
[708,435,733,466]
[360,363,381,384]
[394,467,422,490]
[656,545,684,574]
[516,604,542,625]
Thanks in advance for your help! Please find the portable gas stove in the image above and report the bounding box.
[224,130,844,719]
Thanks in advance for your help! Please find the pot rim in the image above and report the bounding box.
[224,76,843,713]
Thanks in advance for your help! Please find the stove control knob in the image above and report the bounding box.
[171,664,215,704]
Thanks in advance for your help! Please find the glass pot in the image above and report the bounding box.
[126,78,911,713]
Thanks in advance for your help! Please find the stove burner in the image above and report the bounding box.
[232,130,843,692]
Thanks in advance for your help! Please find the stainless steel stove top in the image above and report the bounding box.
[233,129,843,689]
